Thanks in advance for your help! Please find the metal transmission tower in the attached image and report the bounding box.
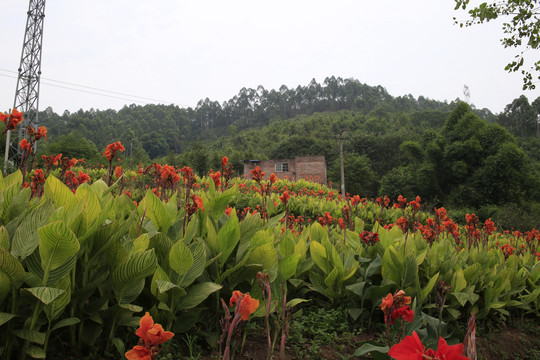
[3,0,47,174]
[463,84,471,105]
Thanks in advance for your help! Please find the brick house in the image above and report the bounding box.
[243,155,327,184]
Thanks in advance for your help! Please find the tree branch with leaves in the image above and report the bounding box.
[454,0,540,89]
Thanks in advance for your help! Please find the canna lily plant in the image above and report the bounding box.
[219,290,260,360]
[125,312,174,360]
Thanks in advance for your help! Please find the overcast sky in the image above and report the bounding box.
[1,0,539,115]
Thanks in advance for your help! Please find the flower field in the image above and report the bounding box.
[0,112,539,359]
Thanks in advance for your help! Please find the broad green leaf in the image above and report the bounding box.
[112,338,125,357]
[43,175,76,211]
[131,234,150,255]
[25,345,46,358]
[139,191,173,233]
[278,233,295,257]
[23,287,65,305]
[75,183,102,227]
[113,250,157,304]
[247,243,277,273]
[0,247,25,287]
[0,170,22,191]
[286,298,309,307]
[169,241,193,276]
[0,312,16,326]
[218,212,240,265]
[421,272,439,302]
[12,329,46,345]
[452,269,467,293]
[278,254,300,281]
[51,317,80,332]
[309,222,327,244]
[183,216,199,245]
[44,276,71,320]
[0,226,9,251]
[178,242,206,288]
[346,282,366,297]
[310,241,330,274]
[155,280,185,295]
[205,217,219,256]
[11,200,55,261]
[177,282,222,310]
[38,221,80,275]
[353,343,389,357]
[118,303,143,312]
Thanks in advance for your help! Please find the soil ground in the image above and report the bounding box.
[194,320,540,360]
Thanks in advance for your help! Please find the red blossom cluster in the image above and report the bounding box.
[376,195,391,208]
[64,170,91,192]
[360,230,380,245]
[388,331,470,360]
[381,290,414,326]
[0,108,24,133]
[125,312,174,360]
[103,141,125,161]
[250,166,265,182]
[30,169,45,197]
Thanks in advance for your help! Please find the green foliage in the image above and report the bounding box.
[454,0,540,90]
[41,132,100,163]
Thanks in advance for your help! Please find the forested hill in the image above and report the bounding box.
[37,76,494,160]
[34,76,540,230]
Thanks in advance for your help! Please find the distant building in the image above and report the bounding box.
[243,155,327,184]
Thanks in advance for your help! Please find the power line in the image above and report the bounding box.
[0,68,190,108]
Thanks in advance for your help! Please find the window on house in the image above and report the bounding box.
[275,163,289,172]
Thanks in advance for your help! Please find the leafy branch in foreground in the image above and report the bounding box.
[454,0,540,90]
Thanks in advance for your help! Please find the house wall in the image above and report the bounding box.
[295,155,327,184]
[243,155,326,184]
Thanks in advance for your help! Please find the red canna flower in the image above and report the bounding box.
[1,108,24,132]
[134,312,174,347]
[210,171,221,188]
[146,323,175,345]
[42,153,62,167]
[19,138,32,152]
[229,291,260,321]
[381,293,393,312]
[269,172,278,184]
[115,166,123,179]
[103,141,125,161]
[77,171,90,184]
[37,126,47,140]
[192,195,204,211]
[279,191,290,205]
[222,156,228,167]
[388,331,470,360]
[388,331,424,360]
[250,166,265,182]
[125,345,152,360]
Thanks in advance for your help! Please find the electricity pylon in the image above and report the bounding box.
[3,0,47,174]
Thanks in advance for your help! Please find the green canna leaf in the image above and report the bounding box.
[51,317,80,332]
[169,241,193,276]
[0,247,25,288]
[0,226,9,251]
[279,254,300,281]
[218,212,240,266]
[11,200,55,261]
[23,287,65,305]
[113,250,157,304]
[38,221,80,278]
[177,282,222,310]
[43,175,77,211]
[139,191,173,233]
